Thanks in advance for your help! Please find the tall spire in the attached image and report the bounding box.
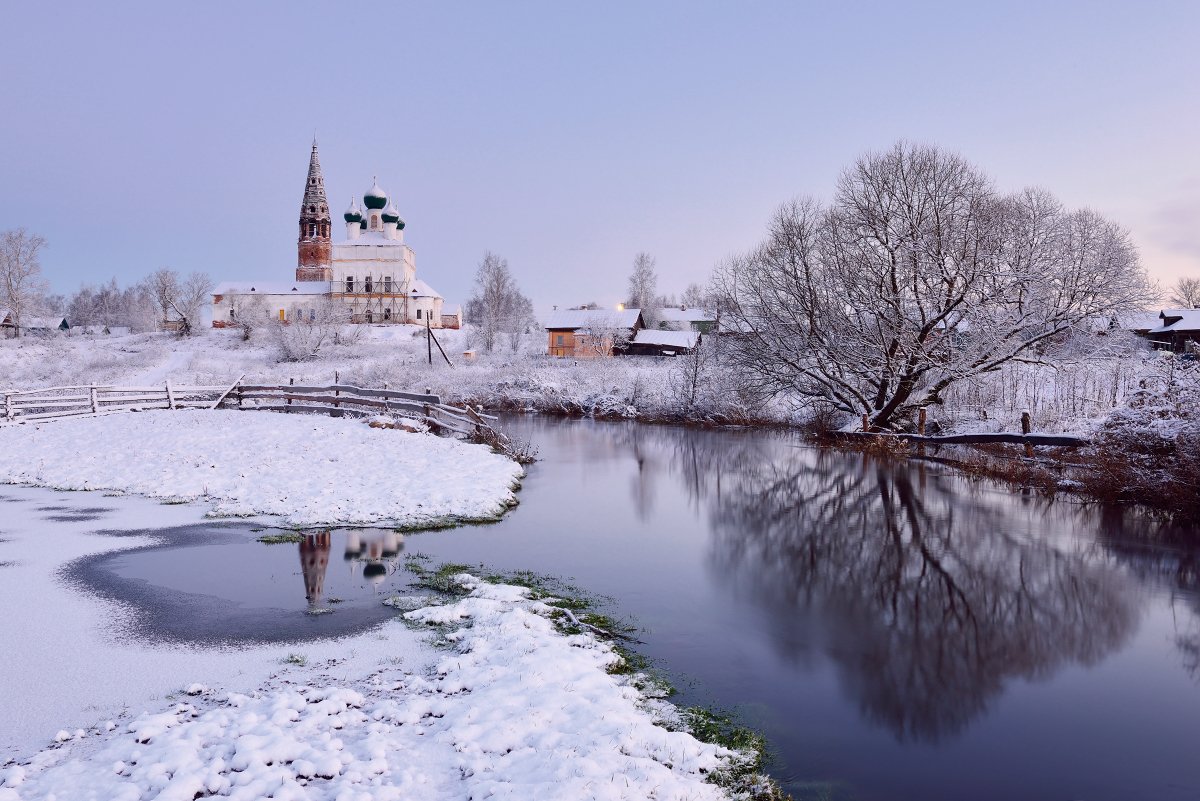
[297,141,333,282]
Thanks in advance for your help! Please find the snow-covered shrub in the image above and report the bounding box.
[1081,355,1200,518]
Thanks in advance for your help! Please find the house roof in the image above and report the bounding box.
[544,308,642,331]
[654,307,715,323]
[213,281,330,296]
[409,279,442,299]
[1148,308,1200,334]
[632,329,700,349]
[23,316,68,329]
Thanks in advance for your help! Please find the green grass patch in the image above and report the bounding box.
[257,532,305,545]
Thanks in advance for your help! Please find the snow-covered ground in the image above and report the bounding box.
[0,490,746,800]
[0,324,1169,433]
[0,410,523,528]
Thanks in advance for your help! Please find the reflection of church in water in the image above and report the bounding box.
[297,530,404,610]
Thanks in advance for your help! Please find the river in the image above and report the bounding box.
[78,415,1200,800]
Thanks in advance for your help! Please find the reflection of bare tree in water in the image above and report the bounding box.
[706,449,1139,743]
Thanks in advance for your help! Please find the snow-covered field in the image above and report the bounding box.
[0,490,747,800]
[0,410,523,527]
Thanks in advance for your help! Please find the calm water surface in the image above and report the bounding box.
[90,416,1200,800]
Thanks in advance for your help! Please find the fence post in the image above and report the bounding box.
[1021,410,1033,458]
[89,384,98,414]
[165,379,176,410]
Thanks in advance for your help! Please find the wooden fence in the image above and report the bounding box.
[1,381,237,424]
[1,379,502,442]
[230,382,499,439]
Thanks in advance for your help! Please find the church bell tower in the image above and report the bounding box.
[296,140,333,282]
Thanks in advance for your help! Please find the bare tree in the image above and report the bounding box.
[170,272,215,336]
[680,282,707,309]
[1170,276,1200,309]
[464,251,533,353]
[146,268,181,330]
[714,142,1152,431]
[268,296,352,361]
[1,228,49,338]
[626,252,659,327]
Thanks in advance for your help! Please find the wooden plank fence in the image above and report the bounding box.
[1,380,504,443]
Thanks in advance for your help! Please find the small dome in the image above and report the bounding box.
[343,198,362,223]
[381,201,400,224]
[363,178,387,210]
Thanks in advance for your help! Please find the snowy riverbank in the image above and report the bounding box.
[0,489,754,800]
[0,409,523,527]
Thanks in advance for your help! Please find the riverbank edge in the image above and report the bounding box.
[470,398,1198,523]
[402,556,792,801]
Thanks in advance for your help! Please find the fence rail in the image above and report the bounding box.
[1,380,503,443]
[229,382,500,439]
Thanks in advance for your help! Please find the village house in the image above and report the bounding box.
[213,142,452,329]
[545,308,644,358]
[1145,308,1200,352]
[651,306,717,333]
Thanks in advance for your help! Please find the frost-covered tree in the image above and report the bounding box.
[680,283,707,309]
[1170,276,1200,309]
[626,252,658,326]
[146,268,180,330]
[142,269,213,335]
[1,228,49,338]
[714,142,1152,431]
[268,296,351,361]
[465,251,533,353]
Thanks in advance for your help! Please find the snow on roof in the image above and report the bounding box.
[544,308,642,330]
[213,281,329,296]
[632,329,700,348]
[1148,308,1200,334]
[410,279,442,299]
[654,307,715,323]
[23,316,68,329]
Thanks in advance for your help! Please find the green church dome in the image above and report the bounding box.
[363,178,387,210]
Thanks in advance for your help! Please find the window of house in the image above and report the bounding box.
[365,277,373,293]
[346,277,354,293]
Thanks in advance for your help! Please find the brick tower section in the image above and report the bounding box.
[296,141,333,282]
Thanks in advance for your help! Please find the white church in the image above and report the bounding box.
[212,143,457,329]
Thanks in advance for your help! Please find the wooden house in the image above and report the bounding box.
[545,308,644,358]
[626,329,700,356]
[1146,308,1200,352]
